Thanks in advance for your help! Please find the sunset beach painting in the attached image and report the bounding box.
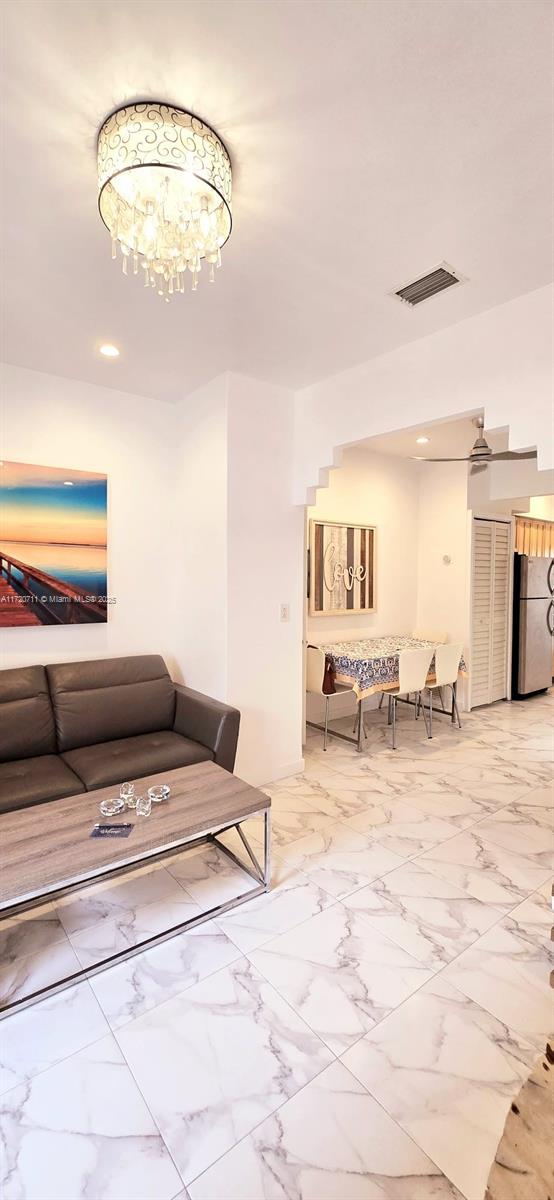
[0,461,108,626]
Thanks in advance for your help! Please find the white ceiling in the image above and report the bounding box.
[1,0,552,403]
[361,415,509,459]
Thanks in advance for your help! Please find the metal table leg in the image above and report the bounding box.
[263,808,272,889]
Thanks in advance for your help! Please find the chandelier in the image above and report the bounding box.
[97,103,232,301]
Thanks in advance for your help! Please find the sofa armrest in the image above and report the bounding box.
[173,684,240,772]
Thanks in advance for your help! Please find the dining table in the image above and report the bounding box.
[317,634,467,751]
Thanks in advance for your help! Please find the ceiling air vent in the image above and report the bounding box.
[393,263,464,307]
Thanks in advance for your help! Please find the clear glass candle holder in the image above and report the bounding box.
[99,797,125,817]
[148,784,170,803]
[120,782,136,809]
[135,794,152,818]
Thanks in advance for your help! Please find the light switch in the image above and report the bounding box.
[280,603,290,622]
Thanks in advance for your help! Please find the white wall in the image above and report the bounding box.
[307,448,420,641]
[174,375,229,698]
[294,285,554,504]
[0,362,181,675]
[416,462,472,706]
[523,495,554,520]
[488,460,554,503]
[226,374,304,784]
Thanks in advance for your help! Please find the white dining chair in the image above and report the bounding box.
[378,629,447,711]
[386,646,435,749]
[306,646,357,750]
[426,642,463,736]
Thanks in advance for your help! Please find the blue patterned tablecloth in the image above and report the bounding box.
[319,635,466,700]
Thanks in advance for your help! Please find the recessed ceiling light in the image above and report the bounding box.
[416,436,430,445]
[99,343,120,358]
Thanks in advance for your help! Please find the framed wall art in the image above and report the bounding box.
[0,460,108,627]
[309,519,376,616]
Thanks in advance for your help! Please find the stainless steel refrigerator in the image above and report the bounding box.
[512,555,554,697]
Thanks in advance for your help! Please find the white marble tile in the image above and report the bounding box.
[89,918,241,1030]
[513,782,554,807]
[343,862,504,968]
[303,767,422,800]
[0,981,109,1096]
[272,772,376,819]
[70,889,201,969]
[214,859,335,952]
[0,939,83,1009]
[420,829,552,910]
[264,792,337,846]
[506,878,553,949]
[249,903,431,1054]
[342,975,536,1200]
[166,841,254,908]
[442,918,554,1050]
[0,1034,183,1200]
[401,787,499,829]
[306,754,444,791]
[474,803,553,864]
[116,957,333,1183]
[56,864,185,936]
[277,822,406,899]
[189,1060,464,1200]
[0,903,68,964]
[438,757,553,796]
[451,723,552,753]
[347,801,460,860]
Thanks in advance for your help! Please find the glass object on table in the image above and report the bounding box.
[148,784,170,803]
[120,782,136,809]
[135,794,152,817]
[99,797,126,816]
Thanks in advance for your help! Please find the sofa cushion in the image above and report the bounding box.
[0,666,57,761]
[62,730,213,791]
[0,754,85,813]
[46,655,176,751]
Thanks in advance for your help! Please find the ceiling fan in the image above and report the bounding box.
[414,417,537,473]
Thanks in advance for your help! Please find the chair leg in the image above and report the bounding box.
[356,701,364,752]
[324,695,329,751]
[378,693,385,710]
[387,695,392,725]
[420,691,431,738]
[439,687,446,713]
[428,687,433,738]
[392,696,397,749]
[452,682,462,729]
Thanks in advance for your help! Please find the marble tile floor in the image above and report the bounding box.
[0,693,552,1200]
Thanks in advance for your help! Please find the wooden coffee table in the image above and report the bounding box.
[0,760,271,1016]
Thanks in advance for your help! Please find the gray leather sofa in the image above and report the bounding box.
[0,655,240,813]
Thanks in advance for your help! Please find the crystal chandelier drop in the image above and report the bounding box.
[97,103,232,301]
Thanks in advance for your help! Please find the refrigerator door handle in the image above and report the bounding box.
[548,600,554,637]
[548,560,554,596]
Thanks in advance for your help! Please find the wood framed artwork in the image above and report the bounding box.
[309,520,376,616]
[0,460,108,627]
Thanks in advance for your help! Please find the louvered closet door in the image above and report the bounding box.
[471,518,511,707]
